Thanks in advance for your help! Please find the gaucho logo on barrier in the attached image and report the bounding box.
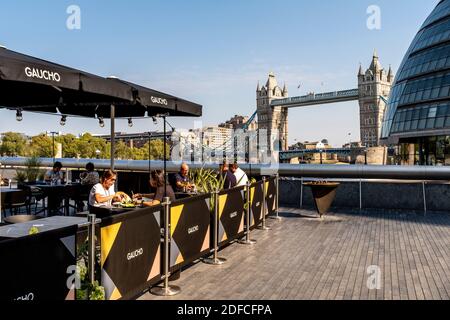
[15,292,34,300]
[151,96,168,106]
[25,67,61,82]
[127,248,143,261]
[188,225,199,234]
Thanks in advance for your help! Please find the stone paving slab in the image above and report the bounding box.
[139,208,450,300]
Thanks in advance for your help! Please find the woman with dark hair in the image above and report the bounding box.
[80,162,100,185]
[133,170,176,206]
[88,170,124,207]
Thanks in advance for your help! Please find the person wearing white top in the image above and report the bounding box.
[231,164,249,187]
[89,170,123,207]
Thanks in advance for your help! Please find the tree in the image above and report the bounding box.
[0,132,27,156]
[29,134,54,157]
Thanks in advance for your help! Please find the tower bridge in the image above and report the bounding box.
[256,51,394,155]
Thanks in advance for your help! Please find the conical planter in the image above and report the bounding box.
[303,182,340,218]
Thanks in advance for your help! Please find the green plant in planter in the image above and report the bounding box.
[189,167,225,211]
[24,156,42,182]
[14,170,27,183]
[76,236,105,300]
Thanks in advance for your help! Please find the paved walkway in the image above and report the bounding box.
[140,208,450,300]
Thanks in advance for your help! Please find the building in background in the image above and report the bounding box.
[219,115,258,131]
[358,52,394,148]
[381,0,450,165]
[256,72,289,152]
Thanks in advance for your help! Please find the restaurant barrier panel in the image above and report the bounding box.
[249,181,264,230]
[169,194,211,272]
[217,186,246,247]
[0,225,78,300]
[100,206,162,300]
[265,176,277,216]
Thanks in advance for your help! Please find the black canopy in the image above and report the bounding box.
[0,47,202,118]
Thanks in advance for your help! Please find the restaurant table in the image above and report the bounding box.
[34,183,83,216]
[0,216,89,238]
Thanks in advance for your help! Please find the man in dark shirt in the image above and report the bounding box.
[219,162,237,190]
[174,163,193,192]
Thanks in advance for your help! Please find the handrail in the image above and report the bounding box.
[2,157,450,180]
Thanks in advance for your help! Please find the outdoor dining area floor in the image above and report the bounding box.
[140,208,450,300]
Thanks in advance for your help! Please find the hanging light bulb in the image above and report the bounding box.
[128,118,133,127]
[60,115,67,126]
[16,110,23,122]
[98,117,105,128]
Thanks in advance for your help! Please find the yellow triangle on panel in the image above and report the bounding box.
[218,194,227,218]
[265,181,269,194]
[175,253,184,265]
[201,227,210,252]
[110,287,122,301]
[148,246,161,281]
[250,186,255,203]
[221,232,227,242]
[171,204,184,237]
[101,222,122,267]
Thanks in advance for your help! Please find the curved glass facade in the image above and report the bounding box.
[381,0,450,139]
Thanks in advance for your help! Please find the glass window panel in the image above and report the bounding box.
[431,88,440,99]
[435,117,445,128]
[406,110,413,121]
[399,121,405,131]
[426,118,435,129]
[420,107,429,119]
[445,117,450,127]
[404,121,412,131]
[418,119,427,129]
[437,104,448,117]
[423,89,432,100]
[429,106,438,118]
[411,120,419,130]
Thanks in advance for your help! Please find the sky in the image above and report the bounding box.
[0,0,440,147]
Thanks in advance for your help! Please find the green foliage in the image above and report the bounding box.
[14,169,27,183]
[76,236,105,300]
[24,156,42,182]
[0,132,27,156]
[189,167,224,194]
[29,134,53,157]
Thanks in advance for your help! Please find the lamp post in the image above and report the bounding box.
[48,131,59,164]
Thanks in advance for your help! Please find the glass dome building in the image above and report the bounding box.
[381,0,450,165]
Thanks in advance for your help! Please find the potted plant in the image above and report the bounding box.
[303,180,340,218]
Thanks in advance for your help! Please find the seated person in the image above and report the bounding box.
[230,163,248,186]
[88,170,123,208]
[133,170,176,206]
[44,161,65,184]
[174,163,194,192]
[219,162,237,190]
[80,162,100,185]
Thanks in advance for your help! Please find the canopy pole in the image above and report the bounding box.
[163,115,167,198]
[110,105,115,171]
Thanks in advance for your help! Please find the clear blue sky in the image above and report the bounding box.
[0,0,439,146]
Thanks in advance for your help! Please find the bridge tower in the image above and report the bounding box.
[358,51,394,147]
[256,72,289,152]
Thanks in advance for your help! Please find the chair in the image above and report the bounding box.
[2,190,29,216]
[74,184,94,213]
